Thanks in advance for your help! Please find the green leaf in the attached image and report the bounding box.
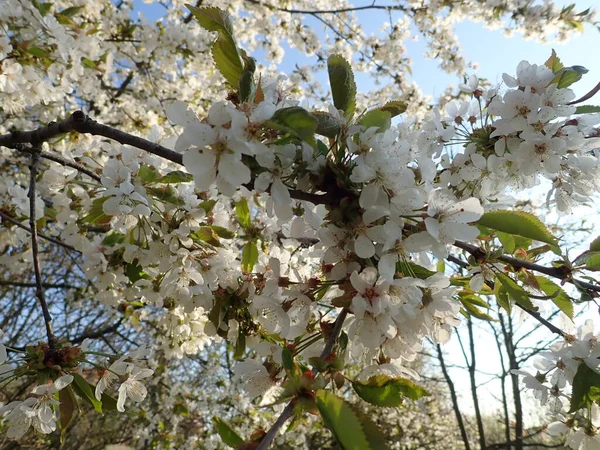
[71,373,102,413]
[211,225,235,239]
[125,262,149,283]
[186,5,244,87]
[534,276,573,319]
[396,261,436,279]
[212,417,245,447]
[267,106,318,147]
[552,65,588,89]
[496,273,535,310]
[83,197,112,225]
[235,198,251,228]
[575,105,600,114]
[478,210,558,247]
[192,226,222,247]
[573,251,600,270]
[312,111,342,138]
[358,110,391,133]
[282,346,294,371]
[494,282,511,313]
[100,392,118,411]
[27,46,49,57]
[158,170,193,184]
[32,0,53,16]
[59,386,77,443]
[544,49,564,73]
[81,57,97,70]
[378,101,407,117]
[569,363,600,412]
[233,330,245,360]
[590,236,600,252]
[327,55,356,117]
[315,390,378,450]
[138,164,160,183]
[352,375,430,407]
[238,68,255,103]
[459,295,496,321]
[57,5,84,17]
[148,186,185,206]
[241,242,259,272]
[101,232,125,247]
[497,231,516,254]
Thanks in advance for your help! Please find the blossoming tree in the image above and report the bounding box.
[1,0,600,449]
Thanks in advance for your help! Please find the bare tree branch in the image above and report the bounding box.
[28,148,56,349]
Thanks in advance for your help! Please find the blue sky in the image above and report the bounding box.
[133,0,599,101]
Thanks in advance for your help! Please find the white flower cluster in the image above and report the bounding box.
[515,320,600,449]
[441,62,600,213]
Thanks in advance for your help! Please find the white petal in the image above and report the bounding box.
[354,233,375,259]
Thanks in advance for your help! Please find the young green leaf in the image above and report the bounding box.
[71,373,103,413]
[138,164,160,183]
[544,49,564,73]
[158,170,193,184]
[235,198,251,228]
[552,65,588,89]
[496,273,535,310]
[241,242,259,272]
[396,261,436,279]
[478,210,558,247]
[352,375,430,407]
[316,390,381,450]
[186,6,244,87]
[378,101,407,117]
[497,231,516,254]
[569,363,600,412]
[267,106,318,147]
[327,55,356,117]
[358,110,392,133]
[534,276,573,319]
[83,197,112,225]
[575,105,600,114]
[212,416,245,447]
[59,386,77,443]
[281,346,294,371]
[494,282,512,313]
[312,111,342,138]
[573,251,600,270]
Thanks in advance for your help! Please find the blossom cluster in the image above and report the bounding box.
[0,0,599,446]
[516,320,600,448]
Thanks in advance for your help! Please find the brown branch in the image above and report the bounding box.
[28,148,56,349]
[567,80,600,105]
[452,240,600,293]
[0,111,183,165]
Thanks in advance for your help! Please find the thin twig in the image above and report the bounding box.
[567,80,600,105]
[28,148,56,349]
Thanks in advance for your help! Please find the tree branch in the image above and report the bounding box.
[452,240,600,293]
[28,148,56,349]
[0,111,183,165]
